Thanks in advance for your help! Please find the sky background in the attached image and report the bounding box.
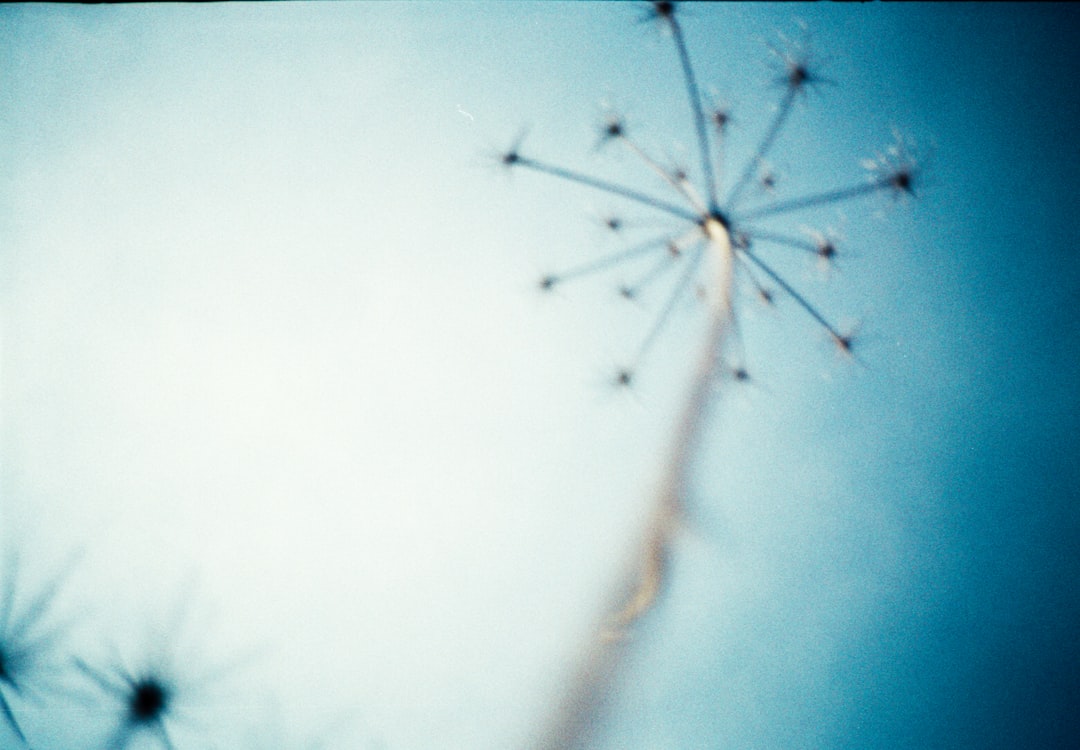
[1,3,1078,749]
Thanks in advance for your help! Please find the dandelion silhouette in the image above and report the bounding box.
[502,3,919,748]
[74,587,252,750]
[506,2,918,385]
[75,657,181,750]
[0,544,80,746]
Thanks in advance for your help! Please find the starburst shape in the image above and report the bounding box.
[0,543,80,746]
[74,585,255,750]
[501,1,918,385]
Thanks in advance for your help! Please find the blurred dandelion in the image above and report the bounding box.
[506,3,918,383]
[0,543,81,747]
[500,2,918,748]
[74,586,255,750]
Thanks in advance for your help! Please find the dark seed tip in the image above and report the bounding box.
[891,169,914,193]
[653,1,675,20]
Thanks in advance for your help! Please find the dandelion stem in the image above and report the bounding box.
[531,301,732,750]
[616,291,730,626]
[512,156,699,222]
[666,13,719,212]
[725,86,798,210]
[531,224,735,750]
[734,178,888,222]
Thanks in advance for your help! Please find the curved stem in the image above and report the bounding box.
[530,227,733,750]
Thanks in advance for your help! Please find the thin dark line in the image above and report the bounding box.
[622,246,681,299]
[733,253,773,302]
[515,156,699,222]
[630,241,707,369]
[742,228,818,254]
[725,86,797,210]
[668,14,718,212]
[0,693,27,744]
[733,178,888,222]
[6,569,67,644]
[73,658,130,699]
[548,236,674,285]
[738,247,845,341]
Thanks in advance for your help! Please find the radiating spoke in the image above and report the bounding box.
[734,178,891,222]
[738,246,846,344]
[504,153,698,222]
[664,12,720,212]
[540,235,680,291]
[619,241,707,384]
[725,86,798,210]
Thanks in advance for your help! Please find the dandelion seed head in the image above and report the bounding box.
[599,114,626,145]
[787,63,810,89]
[890,167,914,194]
[711,107,731,133]
[129,675,171,723]
[0,645,25,689]
[0,540,81,744]
[505,5,909,381]
[651,1,675,22]
[815,238,836,261]
[865,132,922,199]
[767,22,829,97]
[498,128,531,170]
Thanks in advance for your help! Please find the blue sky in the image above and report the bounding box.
[1,3,1078,749]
